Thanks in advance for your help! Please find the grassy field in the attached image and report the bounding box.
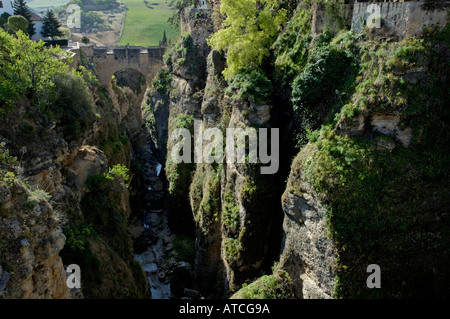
[118,0,179,47]
[28,0,70,11]
[27,0,179,46]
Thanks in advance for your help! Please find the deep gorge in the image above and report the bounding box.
[1,0,449,300]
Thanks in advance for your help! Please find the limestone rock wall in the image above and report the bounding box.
[279,157,336,299]
[352,1,450,37]
[147,8,284,297]
[312,1,449,38]
[0,183,69,299]
[0,56,150,299]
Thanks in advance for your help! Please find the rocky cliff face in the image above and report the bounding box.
[146,8,286,297]
[279,162,335,299]
[145,3,449,299]
[275,7,450,298]
[0,181,68,299]
[3,1,448,300]
[0,54,149,298]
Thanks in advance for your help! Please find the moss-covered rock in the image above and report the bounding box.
[280,24,450,299]
[231,269,295,299]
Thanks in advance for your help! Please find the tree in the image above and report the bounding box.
[81,11,104,28]
[0,29,71,110]
[207,0,287,81]
[162,30,167,46]
[0,12,11,28]
[58,27,71,40]
[13,0,35,38]
[0,28,94,140]
[5,15,29,34]
[41,9,63,39]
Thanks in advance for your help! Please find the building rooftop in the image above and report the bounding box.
[28,8,43,22]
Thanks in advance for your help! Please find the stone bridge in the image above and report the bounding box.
[70,44,165,89]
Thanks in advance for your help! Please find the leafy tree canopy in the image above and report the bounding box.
[0,29,71,112]
[41,9,63,39]
[207,0,287,81]
[5,15,29,34]
[13,0,35,37]
[0,12,11,28]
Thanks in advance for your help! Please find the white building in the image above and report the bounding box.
[0,1,14,16]
[29,10,44,41]
[0,1,45,41]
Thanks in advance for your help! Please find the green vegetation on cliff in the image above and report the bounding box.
[201,0,449,298]
[0,30,70,110]
[291,31,357,138]
[139,0,450,300]
[231,269,294,299]
[295,26,450,298]
[207,0,287,81]
[0,143,18,187]
[1,27,149,298]
[270,11,448,296]
[272,8,312,85]
[61,163,147,298]
[189,163,221,236]
[0,29,96,140]
[166,113,195,196]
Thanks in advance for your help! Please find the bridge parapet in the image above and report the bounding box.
[93,47,108,59]
[88,45,164,61]
[67,42,165,88]
[71,44,165,88]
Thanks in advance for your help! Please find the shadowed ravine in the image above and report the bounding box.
[131,130,174,299]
